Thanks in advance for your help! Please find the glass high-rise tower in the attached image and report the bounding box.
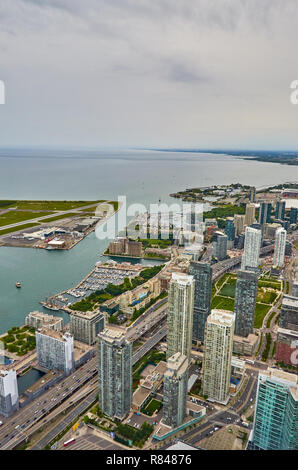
[98,328,132,420]
[234,270,258,337]
[189,261,212,343]
[249,368,298,450]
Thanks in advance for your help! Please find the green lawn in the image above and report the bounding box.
[41,213,79,223]
[211,295,234,311]
[254,304,271,328]
[218,284,236,298]
[0,223,40,236]
[0,200,104,211]
[141,399,163,416]
[0,210,54,227]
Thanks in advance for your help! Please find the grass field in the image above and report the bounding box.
[0,223,40,236]
[0,210,54,227]
[254,304,271,328]
[41,213,80,223]
[0,200,104,211]
[141,399,163,416]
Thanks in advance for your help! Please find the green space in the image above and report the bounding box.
[70,264,165,312]
[0,200,105,211]
[1,325,36,356]
[0,223,40,236]
[203,204,245,220]
[262,333,272,362]
[0,210,54,227]
[138,238,174,249]
[40,213,79,223]
[141,399,163,416]
[211,295,234,311]
[254,304,271,329]
[116,422,154,448]
[256,289,278,304]
[266,310,278,329]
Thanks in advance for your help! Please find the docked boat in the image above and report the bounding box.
[16,282,21,288]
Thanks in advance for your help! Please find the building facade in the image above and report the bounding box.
[202,309,235,405]
[273,226,287,268]
[259,201,272,225]
[25,311,63,331]
[166,273,194,361]
[280,295,298,331]
[189,261,212,343]
[98,328,132,420]
[70,310,105,345]
[233,214,245,236]
[275,200,286,221]
[245,203,256,227]
[0,369,19,417]
[36,329,74,375]
[249,369,298,450]
[241,226,262,271]
[163,353,188,429]
[234,270,258,337]
[212,231,227,261]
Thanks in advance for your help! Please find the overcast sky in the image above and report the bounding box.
[0,0,298,150]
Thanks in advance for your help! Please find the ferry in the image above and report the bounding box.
[16,282,21,288]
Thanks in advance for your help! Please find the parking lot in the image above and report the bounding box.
[62,433,124,451]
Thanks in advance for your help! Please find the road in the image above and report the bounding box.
[0,356,98,449]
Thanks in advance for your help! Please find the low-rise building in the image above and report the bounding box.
[25,311,63,331]
[275,328,298,365]
[233,333,258,356]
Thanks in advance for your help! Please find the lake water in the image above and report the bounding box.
[0,148,297,333]
[17,368,45,395]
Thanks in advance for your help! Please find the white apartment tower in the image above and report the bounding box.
[0,369,19,417]
[36,329,74,376]
[273,227,287,268]
[202,309,235,405]
[166,273,195,362]
[241,226,262,270]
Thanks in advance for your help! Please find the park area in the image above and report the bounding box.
[0,325,36,356]
[211,273,282,329]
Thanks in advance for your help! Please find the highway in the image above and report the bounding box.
[0,356,98,449]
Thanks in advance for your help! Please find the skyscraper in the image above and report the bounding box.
[212,231,227,261]
[98,328,132,420]
[225,218,235,249]
[275,200,286,221]
[244,203,255,227]
[0,369,19,417]
[249,186,256,203]
[166,273,194,361]
[289,207,297,225]
[202,309,235,405]
[233,214,245,236]
[189,261,212,343]
[241,226,262,271]
[259,201,272,225]
[36,329,74,376]
[249,368,298,450]
[162,352,188,428]
[273,226,287,267]
[234,270,258,337]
